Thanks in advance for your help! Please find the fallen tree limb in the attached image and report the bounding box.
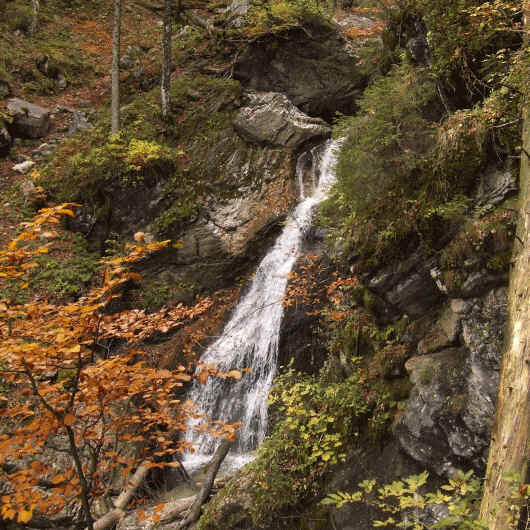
[93,463,150,530]
[160,496,196,524]
[177,439,233,529]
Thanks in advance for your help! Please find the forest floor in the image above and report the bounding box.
[0,0,162,247]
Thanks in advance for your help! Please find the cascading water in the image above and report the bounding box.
[184,139,341,470]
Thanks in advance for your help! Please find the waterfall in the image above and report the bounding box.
[184,139,341,471]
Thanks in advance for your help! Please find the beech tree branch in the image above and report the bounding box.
[177,439,233,529]
[93,463,150,530]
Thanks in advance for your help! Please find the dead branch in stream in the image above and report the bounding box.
[176,439,233,528]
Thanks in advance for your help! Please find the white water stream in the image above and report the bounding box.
[184,139,340,471]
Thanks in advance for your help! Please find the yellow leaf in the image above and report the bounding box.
[17,509,33,523]
[227,370,242,380]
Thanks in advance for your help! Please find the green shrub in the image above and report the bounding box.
[247,0,328,36]
[322,469,486,529]
[239,362,369,526]
[6,3,33,32]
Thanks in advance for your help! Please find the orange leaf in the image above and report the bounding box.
[63,413,75,427]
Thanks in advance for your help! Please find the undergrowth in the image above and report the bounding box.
[41,74,245,238]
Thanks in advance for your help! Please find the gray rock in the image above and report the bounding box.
[233,91,330,148]
[461,269,507,297]
[461,287,507,370]
[397,287,507,475]
[335,13,378,31]
[55,73,67,90]
[7,97,51,139]
[429,266,449,294]
[439,305,461,342]
[119,45,141,70]
[367,251,442,317]
[225,0,249,28]
[417,303,461,355]
[0,127,11,156]
[396,348,471,476]
[68,111,91,134]
[431,265,506,298]
[461,288,507,454]
[31,142,54,158]
[234,22,367,117]
[450,298,473,315]
[407,35,430,65]
[0,79,10,99]
[386,263,442,317]
[12,160,35,174]
[475,165,518,209]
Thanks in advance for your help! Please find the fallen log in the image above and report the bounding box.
[93,463,150,530]
[160,496,195,524]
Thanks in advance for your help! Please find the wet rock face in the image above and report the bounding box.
[475,165,518,209]
[395,348,472,476]
[6,97,51,138]
[233,91,330,148]
[395,287,508,476]
[234,24,367,119]
[368,250,443,318]
[74,137,297,297]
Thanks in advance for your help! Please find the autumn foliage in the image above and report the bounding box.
[0,205,239,527]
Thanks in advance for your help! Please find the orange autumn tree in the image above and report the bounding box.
[0,204,240,529]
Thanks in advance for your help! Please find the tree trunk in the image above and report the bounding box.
[29,0,39,35]
[111,0,122,135]
[479,7,530,526]
[161,0,172,120]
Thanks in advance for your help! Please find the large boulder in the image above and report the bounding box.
[234,22,368,118]
[233,91,330,148]
[395,347,473,476]
[6,97,51,139]
[395,287,507,476]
